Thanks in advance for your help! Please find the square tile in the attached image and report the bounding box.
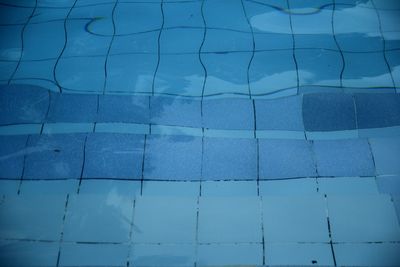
[303,94,356,131]
[144,136,202,180]
[163,1,203,28]
[201,181,258,197]
[259,139,316,179]
[131,244,195,267]
[83,133,144,179]
[110,32,158,54]
[376,175,400,195]
[59,243,129,267]
[369,137,400,175]
[141,181,199,197]
[98,95,150,124]
[334,4,379,34]
[24,134,86,179]
[63,194,134,242]
[203,138,257,180]
[198,197,262,243]
[132,197,197,243]
[0,195,66,240]
[328,195,400,242]
[354,94,400,129]
[255,95,304,131]
[79,180,141,196]
[263,196,330,242]
[161,28,203,54]
[0,180,19,194]
[290,2,332,35]
[203,29,252,52]
[203,98,254,130]
[313,139,375,177]
[197,244,263,267]
[259,179,317,196]
[334,243,400,267]
[387,50,400,88]
[13,59,58,91]
[0,241,59,267]
[295,34,337,50]
[318,177,379,195]
[19,180,79,195]
[150,97,201,128]
[47,93,97,123]
[336,33,383,52]
[254,32,293,50]
[266,243,334,266]
[203,0,249,31]
[0,135,28,179]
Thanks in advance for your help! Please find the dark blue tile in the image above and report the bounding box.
[255,96,303,131]
[0,135,28,179]
[150,97,201,128]
[203,99,254,130]
[83,133,144,179]
[313,139,375,177]
[354,94,400,129]
[98,95,150,123]
[259,140,316,179]
[47,93,97,123]
[144,136,202,180]
[303,94,356,131]
[24,134,86,179]
[0,84,49,125]
[203,138,257,180]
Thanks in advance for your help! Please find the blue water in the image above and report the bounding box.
[1,0,400,266]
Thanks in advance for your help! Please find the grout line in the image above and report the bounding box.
[16,135,31,195]
[56,194,70,267]
[331,0,345,91]
[126,198,136,267]
[256,138,260,196]
[194,196,200,267]
[324,194,337,266]
[199,0,207,118]
[151,0,164,96]
[76,134,88,194]
[286,0,300,95]
[140,135,148,195]
[260,196,266,265]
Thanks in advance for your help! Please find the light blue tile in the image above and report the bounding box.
[203,29,253,52]
[24,134,86,179]
[294,34,337,50]
[150,97,201,128]
[203,52,250,96]
[297,49,342,87]
[369,137,400,175]
[19,180,79,195]
[334,5,379,34]
[0,180,19,194]
[110,32,158,54]
[105,54,157,94]
[133,197,197,243]
[334,243,400,267]
[47,93,97,123]
[42,123,94,134]
[131,244,195,267]
[79,180,141,196]
[0,135,28,179]
[203,0,249,31]
[250,51,297,95]
[197,244,263,267]
[0,84,49,125]
[318,177,379,195]
[13,59,58,91]
[256,130,305,139]
[201,181,258,196]
[255,96,303,131]
[387,50,400,88]
[83,133,144,179]
[56,57,104,93]
[290,4,332,35]
[342,52,394,88]
[328,195,400,242]
[0,25,22,62]
[144,136,202,180]
[163,1,203,28]
[198,197,261,243]
[358,126,400,138]
[313,139,375,177]
[266,243,334,266]
[114,3,162,35]
[22,21,65,60]
[0,124,41,135]
[336,33,383,52]
[59,243,129,267]
[141,181,200,197]
[0,241,59,267]
[393,196,400,222]
[376,175,400,195]
[151,125,203,137]
[303,93,356,131]
[259,139,316,179]
[154,54,205,97]
[203,98,254,130]
[203,129,254,138]
[161,28,204,54]
[263,196,330,242]
[254,32,293,50]
[203,138,257,180]
[98,95,150,123]
[354,94,400,129]
[0,195,66,240]
[95,123,150,135]
[259,179,317,196]
[306,130,358,140]
[63,194,134,242]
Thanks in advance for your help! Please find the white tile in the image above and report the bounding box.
[201,181,258,196]
[262,196,329,242]
[141,181,199,197]
[259,179,317,196]
[79,180,141,196]
[318,177,379,195]
[131,244,195,267]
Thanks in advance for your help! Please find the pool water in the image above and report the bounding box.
[1,0,400,266]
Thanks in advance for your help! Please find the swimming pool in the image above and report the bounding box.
[1,0,400,266]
